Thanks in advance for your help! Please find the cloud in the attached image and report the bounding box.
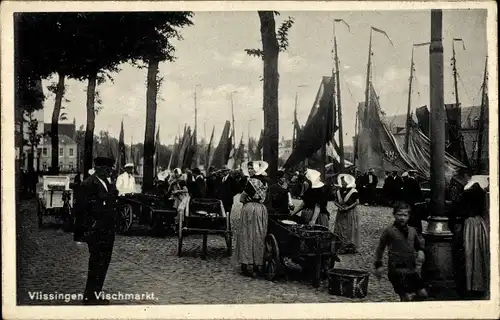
[279,52,308,73]
[346,74,364,89]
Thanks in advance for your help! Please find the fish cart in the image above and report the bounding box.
[37,175,74,229]
[177,198,232,259]
[115,193,178,235]
[263,214,339,288]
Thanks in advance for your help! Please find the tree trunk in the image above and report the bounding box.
[50,71,65,175]
[258,11,280,181]
[143,57,160,193]
[83,72,97,179]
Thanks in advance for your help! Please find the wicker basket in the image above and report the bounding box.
[328,269,369,298]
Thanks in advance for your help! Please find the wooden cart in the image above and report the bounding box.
[116,193,177,235]
[177,198,232,259]
[263,214,339,288]
[37,176,74,229]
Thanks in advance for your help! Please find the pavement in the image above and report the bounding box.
[16,193,400,305]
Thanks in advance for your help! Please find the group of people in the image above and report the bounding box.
[236,161,362,276]
[70,156,489,304]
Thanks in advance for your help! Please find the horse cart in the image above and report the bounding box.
[263,214,339,288]
[177,198,232,259]
[115,193,178,235]
[37,175,74,230]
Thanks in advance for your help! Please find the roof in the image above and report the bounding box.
[44,122,76,139]
[382,105,483,134]
[42,134,77,146]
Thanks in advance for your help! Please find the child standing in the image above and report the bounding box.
[374,201,428,301]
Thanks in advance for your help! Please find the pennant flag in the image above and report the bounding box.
[206,126,215,168]
[371,26,394,46]
[414,42,431,47]
[177,127,192,169]
[212,121,232,169]
[334,19,350,32]
[117,120,126,172]
[167,136,177,171]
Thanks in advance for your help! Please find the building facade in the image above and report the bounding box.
[38,134,79,173]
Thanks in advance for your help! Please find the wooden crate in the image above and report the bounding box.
[328,269,370,298]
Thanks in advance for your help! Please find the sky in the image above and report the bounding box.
[40,9,488,147]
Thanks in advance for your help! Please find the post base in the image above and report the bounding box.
[422,215,458,300]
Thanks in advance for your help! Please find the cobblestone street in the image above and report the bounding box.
[16,195,399,305]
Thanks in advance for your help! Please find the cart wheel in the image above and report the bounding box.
[37,199,44,228]
[117,204,133,234]
[225,233,232,256]
[263,234,281,281]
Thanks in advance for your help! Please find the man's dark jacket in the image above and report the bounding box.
[73,174,118,242]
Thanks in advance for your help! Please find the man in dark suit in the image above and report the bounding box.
[74,157,118,305]
[364,168,379,206]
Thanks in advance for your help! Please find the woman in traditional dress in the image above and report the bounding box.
[236,161,269,277]
[290,169,329,227]
[456,176,489,299]
[333,173,360,254]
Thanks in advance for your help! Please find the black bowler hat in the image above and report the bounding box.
[94,157,114,167]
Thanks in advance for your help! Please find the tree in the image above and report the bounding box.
[24,112,43,171]
[127,13,193,192]
[245,12,294,180]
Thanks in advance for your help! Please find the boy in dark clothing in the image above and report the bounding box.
[374,201,427,301]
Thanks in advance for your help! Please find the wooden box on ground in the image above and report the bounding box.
[328,269,369,298]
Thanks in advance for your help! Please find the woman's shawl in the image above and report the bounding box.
[241,177,268,203]
[336,187,358,206]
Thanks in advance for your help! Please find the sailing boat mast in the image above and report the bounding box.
[364,28,373,123]
[194,85,201,167]
[333,19,346,172]
[404,47,415,152]
[476,56,488,173]
[451,38,469,165]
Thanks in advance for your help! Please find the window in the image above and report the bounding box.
[69,162,74,171]
[59,148,64,157]
[42,162,47,170]
[42,148,48,156]
[59,162,64,170]
[69,148,74,157]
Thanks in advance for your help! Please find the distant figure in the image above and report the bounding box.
[402,170,424,232]
[363,168,378,206]
[267,170,294,216]
[115,163,136,196]
[374,201,427,302]
[189,168,207,198]
[391,171,403,201]
[383,171,394,205]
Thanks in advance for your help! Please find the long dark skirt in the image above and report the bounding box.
[463,216,489,292]
[236,202,268,266]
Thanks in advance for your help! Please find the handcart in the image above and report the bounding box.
[115,193,177,235]
[37,175,74,229]
[177,198,232,259]
[263,214,339,288]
